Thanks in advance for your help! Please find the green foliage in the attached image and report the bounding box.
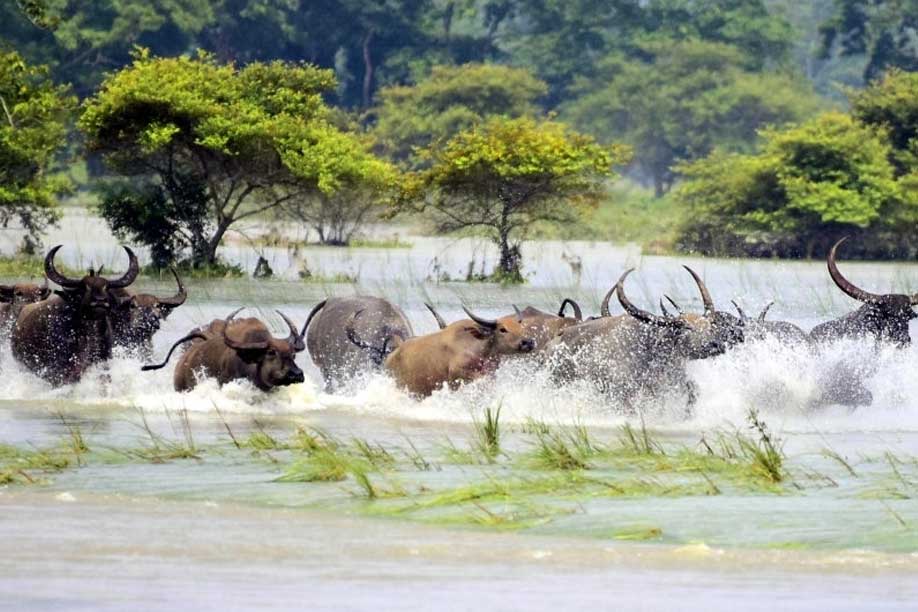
[372,63,548,167]
[563,39,822,197]
[0,50,74,254]
[850,69,918,175]
[677,111,915,258]
[81,50,396,266]
[406,115,627,279]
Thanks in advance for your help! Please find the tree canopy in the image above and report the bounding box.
[81,50,396,266]
[0,50,75,253]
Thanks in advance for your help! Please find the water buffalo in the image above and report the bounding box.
[426,298,583,351]
[11,246,139,385]
[377,306,536,397]
[731,301,810,344]
[111,268,187,357]
[810,237,917,346]
[302,296,413,389]
[546,266,744,412]
[142,309,305,392]
[0,281,50,337]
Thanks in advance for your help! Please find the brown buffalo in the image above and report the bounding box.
[111,268,187,357]
[0,281,50,336]
[11,246,139,385]
[372,306,535,397]
[143,309,305,392]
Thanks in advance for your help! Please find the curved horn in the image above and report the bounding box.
[222,307,269,351]
[616,269,678,327]
[600,285,615,317]
[157,268,187,308]
[425,302,447,329]
[557,298,583,320]
[140,332,207,371]
[683,266,715,316]
[276,310,304,351]
[512,304,523,322]
[660,297,671,318]
[758,301,774,322]
[462,306,497,329]
[44,245,81,289]
[106,246,140,289]
[827,237,881,303]
[299,299,327,337]
[731,300,748,322]
[664,295,683,314]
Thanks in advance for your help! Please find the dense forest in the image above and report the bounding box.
[3,0,918,275]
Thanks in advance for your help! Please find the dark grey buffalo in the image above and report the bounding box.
[303,296,413,389]
[111,268,187,358]
[11,245,139,385]
[731,301,810,344]
[810,237,917,346]
[0,281,50,337]
[546,266,744,412]
[143,309,305,392]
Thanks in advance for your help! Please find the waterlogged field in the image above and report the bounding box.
[2,215,918,610]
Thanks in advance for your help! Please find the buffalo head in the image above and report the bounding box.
[0,281,50,306]
[462,306,536,354]
[223,310,306,389]
[114,268,187,343]
[45,245,139,318]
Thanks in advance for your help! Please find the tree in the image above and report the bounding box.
[563,39,822,197]
[81,50,393,267]
[676,111,916,258]
[850,68,918,175]
[0,51,75,254]
[371,63,547,167]
[820,0,918,81]
[405,116,628,281]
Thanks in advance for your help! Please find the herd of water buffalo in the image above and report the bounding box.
[0,238,915,410]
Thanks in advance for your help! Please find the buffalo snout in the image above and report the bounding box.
[518,338,536,352]
[282,367,305,385]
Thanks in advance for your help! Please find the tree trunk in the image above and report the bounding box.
[362,30,375,109]
[653,173,665,198]
[205,219,233,266]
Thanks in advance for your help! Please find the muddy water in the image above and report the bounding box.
[2,209,918,609]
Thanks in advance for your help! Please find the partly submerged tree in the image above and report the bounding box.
[371,63,547,168]
[81,50,393,267]
[676,111,916,258]
[0,50,75,254]
[563,39,822,197]
[404,116,628,281]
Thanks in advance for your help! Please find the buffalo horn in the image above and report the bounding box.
[44,245,81,289]
[425,302,447,329]
[683,266,715,316]
[223,307,269,351]
[731,300,748,322]
[157,268,187,308]
[600,285,615,317]
[276,310,305,351]
[462,306,497,329]
[827,237,881,303]
[557,298,583,320]
[106,246,140,289]
[616,269,677,327]
[758,301,774,322]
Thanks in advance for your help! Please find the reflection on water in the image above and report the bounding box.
[3,208,918,609]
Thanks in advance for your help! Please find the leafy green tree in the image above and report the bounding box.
[0,51,75,253]
[371,63,547,167]
[850,68,918,175]
[404,116,628,280]
[80,50,394,266]
[820,0,918,81]
[563,40,821,197]
[676,111,916,258]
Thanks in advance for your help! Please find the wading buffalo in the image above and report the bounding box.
[731,301,809,344]
[810,237,918,346]
[303,296,413,389]
[11,246,139,385]
[426,298,583,351]
[546,266,744,412]
[111,268,187,357]
[376,306,536,397]
[142,309,305,392]
[0,281,50,337]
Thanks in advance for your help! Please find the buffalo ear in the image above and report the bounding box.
[467,325,494,340]
[39,287,51,300]
[0,286,13,302]
[234,347,267,364]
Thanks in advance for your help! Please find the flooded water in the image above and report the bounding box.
[2,209,918,610]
